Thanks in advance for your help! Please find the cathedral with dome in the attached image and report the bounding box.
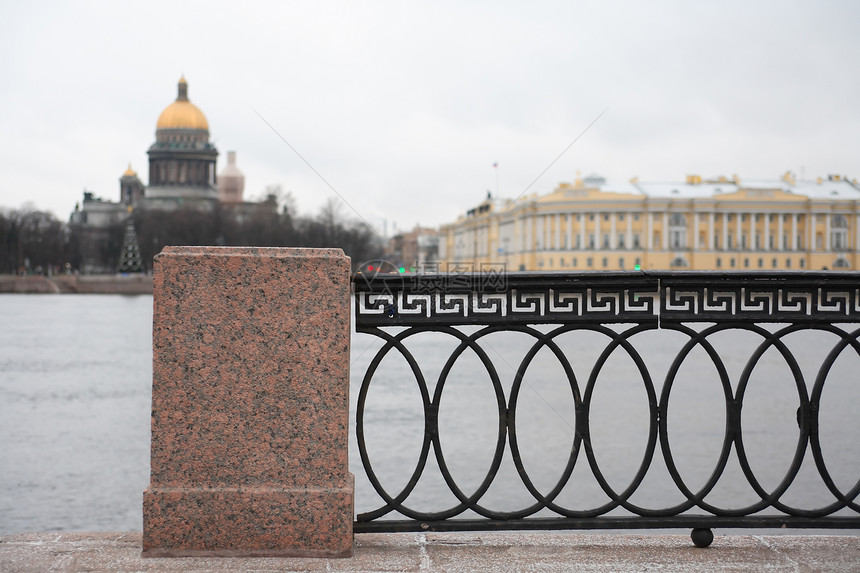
[146,76,220,207]
[70,77,270,272]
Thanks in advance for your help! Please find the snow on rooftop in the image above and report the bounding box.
[632,182,736,198]
[466,175,860,218]
[594,175,860,200]
[787,179,860,199]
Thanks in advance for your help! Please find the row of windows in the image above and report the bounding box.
[534,212,848,227]
[532,230,850,251]
[712,256,845,269]
[715,257,807,269]
[564,213,640,222]
[533,255,847,270]
[523,214,851,253]
[538,256,642,269]
[157,131,208,145]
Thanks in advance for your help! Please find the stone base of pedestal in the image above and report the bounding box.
[142,480,354,557]
[143,247,354,558]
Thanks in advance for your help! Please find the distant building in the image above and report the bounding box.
[218,151,245,204]
[145,76,219,209]
[70,77,275,273]
[437,172,860,271]
[388,226,439,270]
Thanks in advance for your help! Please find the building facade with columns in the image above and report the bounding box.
[437,173,860,272]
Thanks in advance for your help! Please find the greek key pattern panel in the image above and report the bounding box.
[356,287,661,325]
[354,274,860,325]
[661,286,860,322]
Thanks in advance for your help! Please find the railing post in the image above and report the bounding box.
[143,246,353,557]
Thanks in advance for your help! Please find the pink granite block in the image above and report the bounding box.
[142,247,353,558]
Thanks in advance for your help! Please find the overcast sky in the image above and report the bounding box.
[1,1,858,234]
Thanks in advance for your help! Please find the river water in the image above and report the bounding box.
[1,294,858,535]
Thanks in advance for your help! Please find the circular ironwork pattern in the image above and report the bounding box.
[355,324,860,524]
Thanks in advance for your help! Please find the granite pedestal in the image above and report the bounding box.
[143,247,353,557]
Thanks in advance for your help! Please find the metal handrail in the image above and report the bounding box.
[351,271,860,545]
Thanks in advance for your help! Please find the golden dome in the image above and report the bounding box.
[156,77,209,130]
[122,163,137,177]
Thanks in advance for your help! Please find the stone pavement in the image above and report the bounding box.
[1,532,859,572]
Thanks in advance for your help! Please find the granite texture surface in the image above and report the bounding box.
[143,247,353,557]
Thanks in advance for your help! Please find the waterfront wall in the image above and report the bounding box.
[0,274,153,294]
[142,246,354,557]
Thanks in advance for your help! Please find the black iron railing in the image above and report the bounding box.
[352,271,860,545]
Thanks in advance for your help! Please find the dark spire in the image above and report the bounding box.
[177,76,188,101]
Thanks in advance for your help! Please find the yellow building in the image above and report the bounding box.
[437,173,860,271]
